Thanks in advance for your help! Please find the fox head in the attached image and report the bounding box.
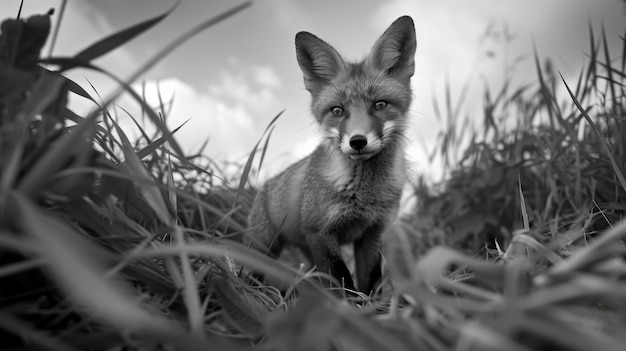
[295,16,416,161]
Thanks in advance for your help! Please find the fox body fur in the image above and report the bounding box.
[247,16,416,294]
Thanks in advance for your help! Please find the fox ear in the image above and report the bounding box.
[368,16,416,79]
[295,32,344,92]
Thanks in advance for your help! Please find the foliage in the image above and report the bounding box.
[408,24,626,256]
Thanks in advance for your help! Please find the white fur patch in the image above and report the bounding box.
[340,134,349,153]
[323,150,352,189]
[326,203,344,220]
[365,131,381,150]
[382,121,396,139]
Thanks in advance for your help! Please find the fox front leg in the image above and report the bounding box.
[306,230,355,291]
[354,226,383,294]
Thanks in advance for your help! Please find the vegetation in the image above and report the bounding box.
[1,2,626,350]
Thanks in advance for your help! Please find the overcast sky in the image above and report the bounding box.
[2,0,625,180]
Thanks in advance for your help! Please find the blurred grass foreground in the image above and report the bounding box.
[2,2,626,351]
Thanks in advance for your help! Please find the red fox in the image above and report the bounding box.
[247,16,416,294]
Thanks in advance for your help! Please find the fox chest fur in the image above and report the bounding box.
[265,143,405,246]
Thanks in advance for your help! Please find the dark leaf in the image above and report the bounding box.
[0,13,51,70]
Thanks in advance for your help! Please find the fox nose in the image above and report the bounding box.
[349,135,368,150]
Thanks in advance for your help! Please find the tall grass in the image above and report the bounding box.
[1,3,626,351]
[409,23,626,255]
[393,20,626,351]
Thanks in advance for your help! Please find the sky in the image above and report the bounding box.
[2,0,625,181]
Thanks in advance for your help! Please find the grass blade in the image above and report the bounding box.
[46,0,67,58]
[560,73,626,194]
[69,3,177,67]
[17,112,96,198]
[236,110,283,202]
[10,192,182,335]
[601,25,617,113]
[518,177,530,231]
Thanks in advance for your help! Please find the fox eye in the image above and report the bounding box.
[374,100,388,111]
[330,106,344,117]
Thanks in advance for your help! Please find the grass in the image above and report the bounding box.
[1,2,626,351]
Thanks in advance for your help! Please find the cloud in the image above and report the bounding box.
[119,77,257,161]
[3,0,285,165]
[253,65,282,88]
[108,62,284,163]
[372,0,623,85]
[207,58,282,118]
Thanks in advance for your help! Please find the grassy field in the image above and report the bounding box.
[2,3,626,351]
